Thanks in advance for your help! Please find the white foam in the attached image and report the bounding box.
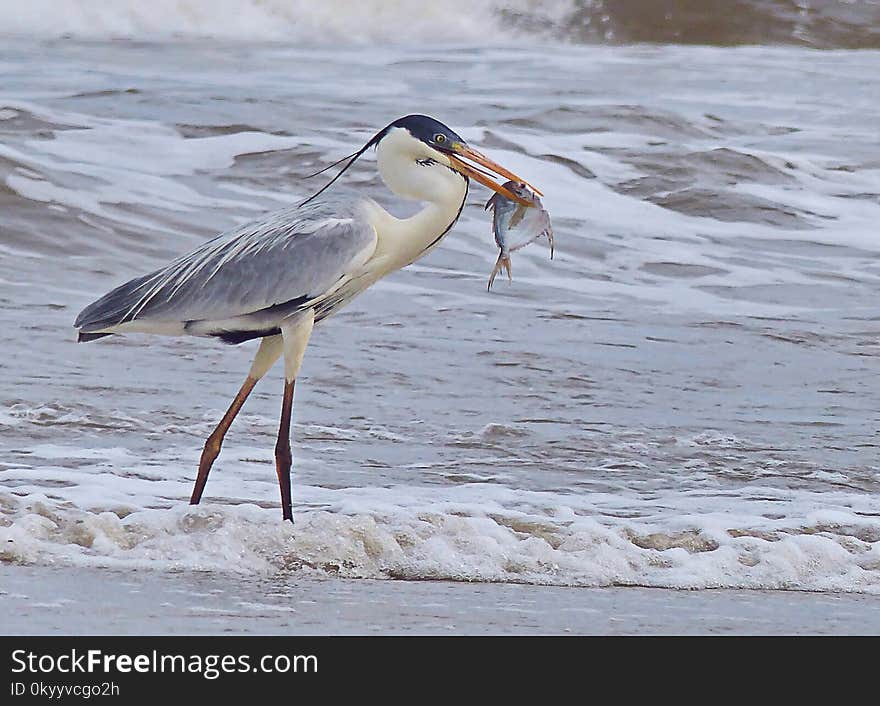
[2,441,878,592]
[0,1,573,42]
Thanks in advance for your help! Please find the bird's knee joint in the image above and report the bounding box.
[203,436,222,458]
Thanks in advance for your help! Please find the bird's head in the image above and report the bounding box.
[301,114,540,208]
[373,115,540,206]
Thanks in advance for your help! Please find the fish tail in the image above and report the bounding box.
[488,253,512,291]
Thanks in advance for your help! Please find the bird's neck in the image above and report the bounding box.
[364,181,467,271]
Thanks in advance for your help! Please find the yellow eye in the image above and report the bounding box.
[434,133,446,144]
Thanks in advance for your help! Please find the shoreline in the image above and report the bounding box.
[3,564,877,635]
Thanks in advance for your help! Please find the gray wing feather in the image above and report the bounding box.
[75,196,377,334]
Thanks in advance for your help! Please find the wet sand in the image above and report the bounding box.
[3,565,877,635]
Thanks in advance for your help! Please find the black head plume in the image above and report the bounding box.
[299,115,465,206]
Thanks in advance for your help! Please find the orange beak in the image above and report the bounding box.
[446,143,542,206]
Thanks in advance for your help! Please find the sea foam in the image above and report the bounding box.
[0,1,567,43]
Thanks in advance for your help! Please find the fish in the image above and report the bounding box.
[484,181,554,290]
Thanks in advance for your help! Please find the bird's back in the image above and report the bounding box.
[75,193,378,343]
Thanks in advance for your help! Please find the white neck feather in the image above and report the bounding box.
[363,127,468,271]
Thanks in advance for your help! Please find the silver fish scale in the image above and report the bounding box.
[484,182,554,289]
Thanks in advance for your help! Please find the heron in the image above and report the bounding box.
[74,114,540,522]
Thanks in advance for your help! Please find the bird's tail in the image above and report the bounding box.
[74,272,154,342]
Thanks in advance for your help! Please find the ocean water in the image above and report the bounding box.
[1,2,879,607]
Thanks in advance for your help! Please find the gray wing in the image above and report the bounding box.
[75,195,377,341]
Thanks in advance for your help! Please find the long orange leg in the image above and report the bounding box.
[189,335,282,505]
[274,379,295,522]
[275,309,315,523]
[190,376,257,505]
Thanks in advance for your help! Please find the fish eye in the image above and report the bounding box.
[433,133,446,144]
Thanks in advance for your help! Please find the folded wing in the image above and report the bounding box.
[75,196,378,343]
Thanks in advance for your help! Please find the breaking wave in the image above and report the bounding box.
[2,1,879,48]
